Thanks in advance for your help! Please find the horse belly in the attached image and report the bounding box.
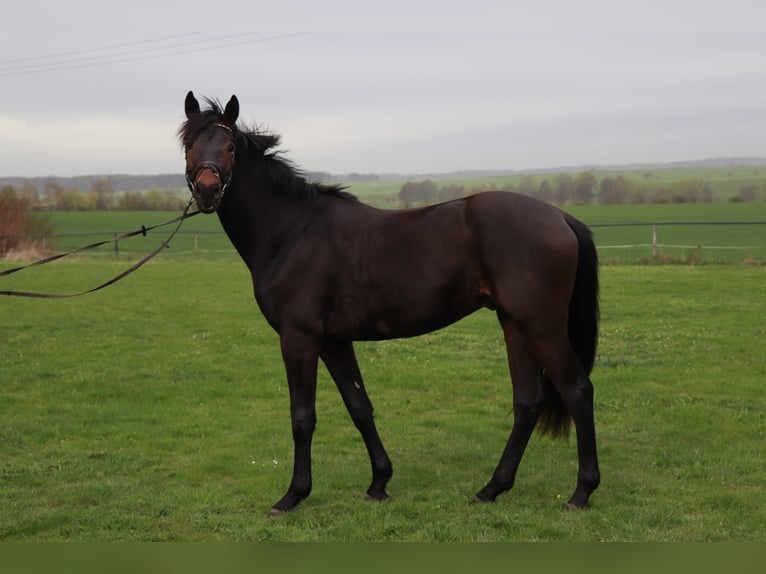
[325,270,485,341]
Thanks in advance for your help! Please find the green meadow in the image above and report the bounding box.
[1,254,764,539]
[2,194,765,540]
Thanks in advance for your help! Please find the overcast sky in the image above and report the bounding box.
[1,0,765,177]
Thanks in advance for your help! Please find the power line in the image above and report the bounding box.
[0,32,303,74]
[0,32,259,73]
[0,32,198,66]
[0,32,308,77]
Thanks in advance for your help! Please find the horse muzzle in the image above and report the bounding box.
[187,162,231,214]
[191,182,222,214]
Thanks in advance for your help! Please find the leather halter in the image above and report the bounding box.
[185,123,235,196]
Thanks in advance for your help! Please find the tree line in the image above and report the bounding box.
[3,171,765,213]
[0,179,187,211]
[398,172,766,206]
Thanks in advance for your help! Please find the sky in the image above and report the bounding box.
[1,0,765,178]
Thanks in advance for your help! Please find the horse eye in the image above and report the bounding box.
[225,142,235,153]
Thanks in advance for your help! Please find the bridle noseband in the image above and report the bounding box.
[185,123,236,198]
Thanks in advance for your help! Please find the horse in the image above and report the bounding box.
[179,91,600,517]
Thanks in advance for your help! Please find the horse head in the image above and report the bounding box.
[181,91,239,213]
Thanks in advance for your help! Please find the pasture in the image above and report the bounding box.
[1,256,764,540]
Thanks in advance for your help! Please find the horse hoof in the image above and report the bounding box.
[565,501,589,511]
[470,495,492,505]
[267,507,286,518]
[365,492,389,502]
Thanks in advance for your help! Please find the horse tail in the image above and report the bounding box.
[537,214,600,439]
[564,214,600,375]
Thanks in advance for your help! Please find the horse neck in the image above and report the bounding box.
[216,159,312,271]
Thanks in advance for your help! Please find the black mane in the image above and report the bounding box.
[179,98,355,202]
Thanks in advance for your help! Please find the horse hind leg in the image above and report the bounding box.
[474,314,547,503]
[532,331,600,509]
[320,340,393,502]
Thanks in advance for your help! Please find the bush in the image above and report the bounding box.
[0,186,56,259]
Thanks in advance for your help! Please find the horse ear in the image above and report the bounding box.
[223,95,239,125]
[185,91,200,118]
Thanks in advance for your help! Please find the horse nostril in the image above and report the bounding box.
[195,181,220,194]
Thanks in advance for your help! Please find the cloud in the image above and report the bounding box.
[2,8,766,177]
[0,115,180,176]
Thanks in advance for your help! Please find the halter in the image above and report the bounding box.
[185,122,236,197]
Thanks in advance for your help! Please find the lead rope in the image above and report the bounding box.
[0,199,200,298]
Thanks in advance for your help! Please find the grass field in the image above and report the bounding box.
[43,200,766,264]
[568,202,766,263]
[1,259,764,541]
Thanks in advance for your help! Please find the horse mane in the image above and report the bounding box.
[179,98,356,202]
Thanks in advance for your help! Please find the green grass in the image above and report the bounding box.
[1,260,764,541]
[46,211,235,260]
[566,202,766,263]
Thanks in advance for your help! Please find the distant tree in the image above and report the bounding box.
[667,178,712,203]
[398,179,438,206]
[110,189,187,211]
[437,184,465,202]
[733,184,758,202]
[552,174,573,204]
[19,185,40,209]
[1,184,16,200]
[629,185,649,204]
[142,189,166,211]
[91,178,114,210]
[118,191,147,210]
[501,181,515,192]
[43,181,64,207]
[536,179,553,202]
[162,192,187,210]
[398,181,420,206]
[419,179,438,203]
[515,175,536,196]
[573,171,597,204]
[598,176,626,204]
[55,188,91,211]
[598,176,615,204]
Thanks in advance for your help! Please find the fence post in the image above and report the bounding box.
[652,224,657,257]
[114,232,119,259]
[194,233,199,253]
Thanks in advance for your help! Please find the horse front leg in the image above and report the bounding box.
[268,332,319,517]
[320,340,393,501]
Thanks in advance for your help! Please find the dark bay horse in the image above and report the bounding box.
[180,92,600,517]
